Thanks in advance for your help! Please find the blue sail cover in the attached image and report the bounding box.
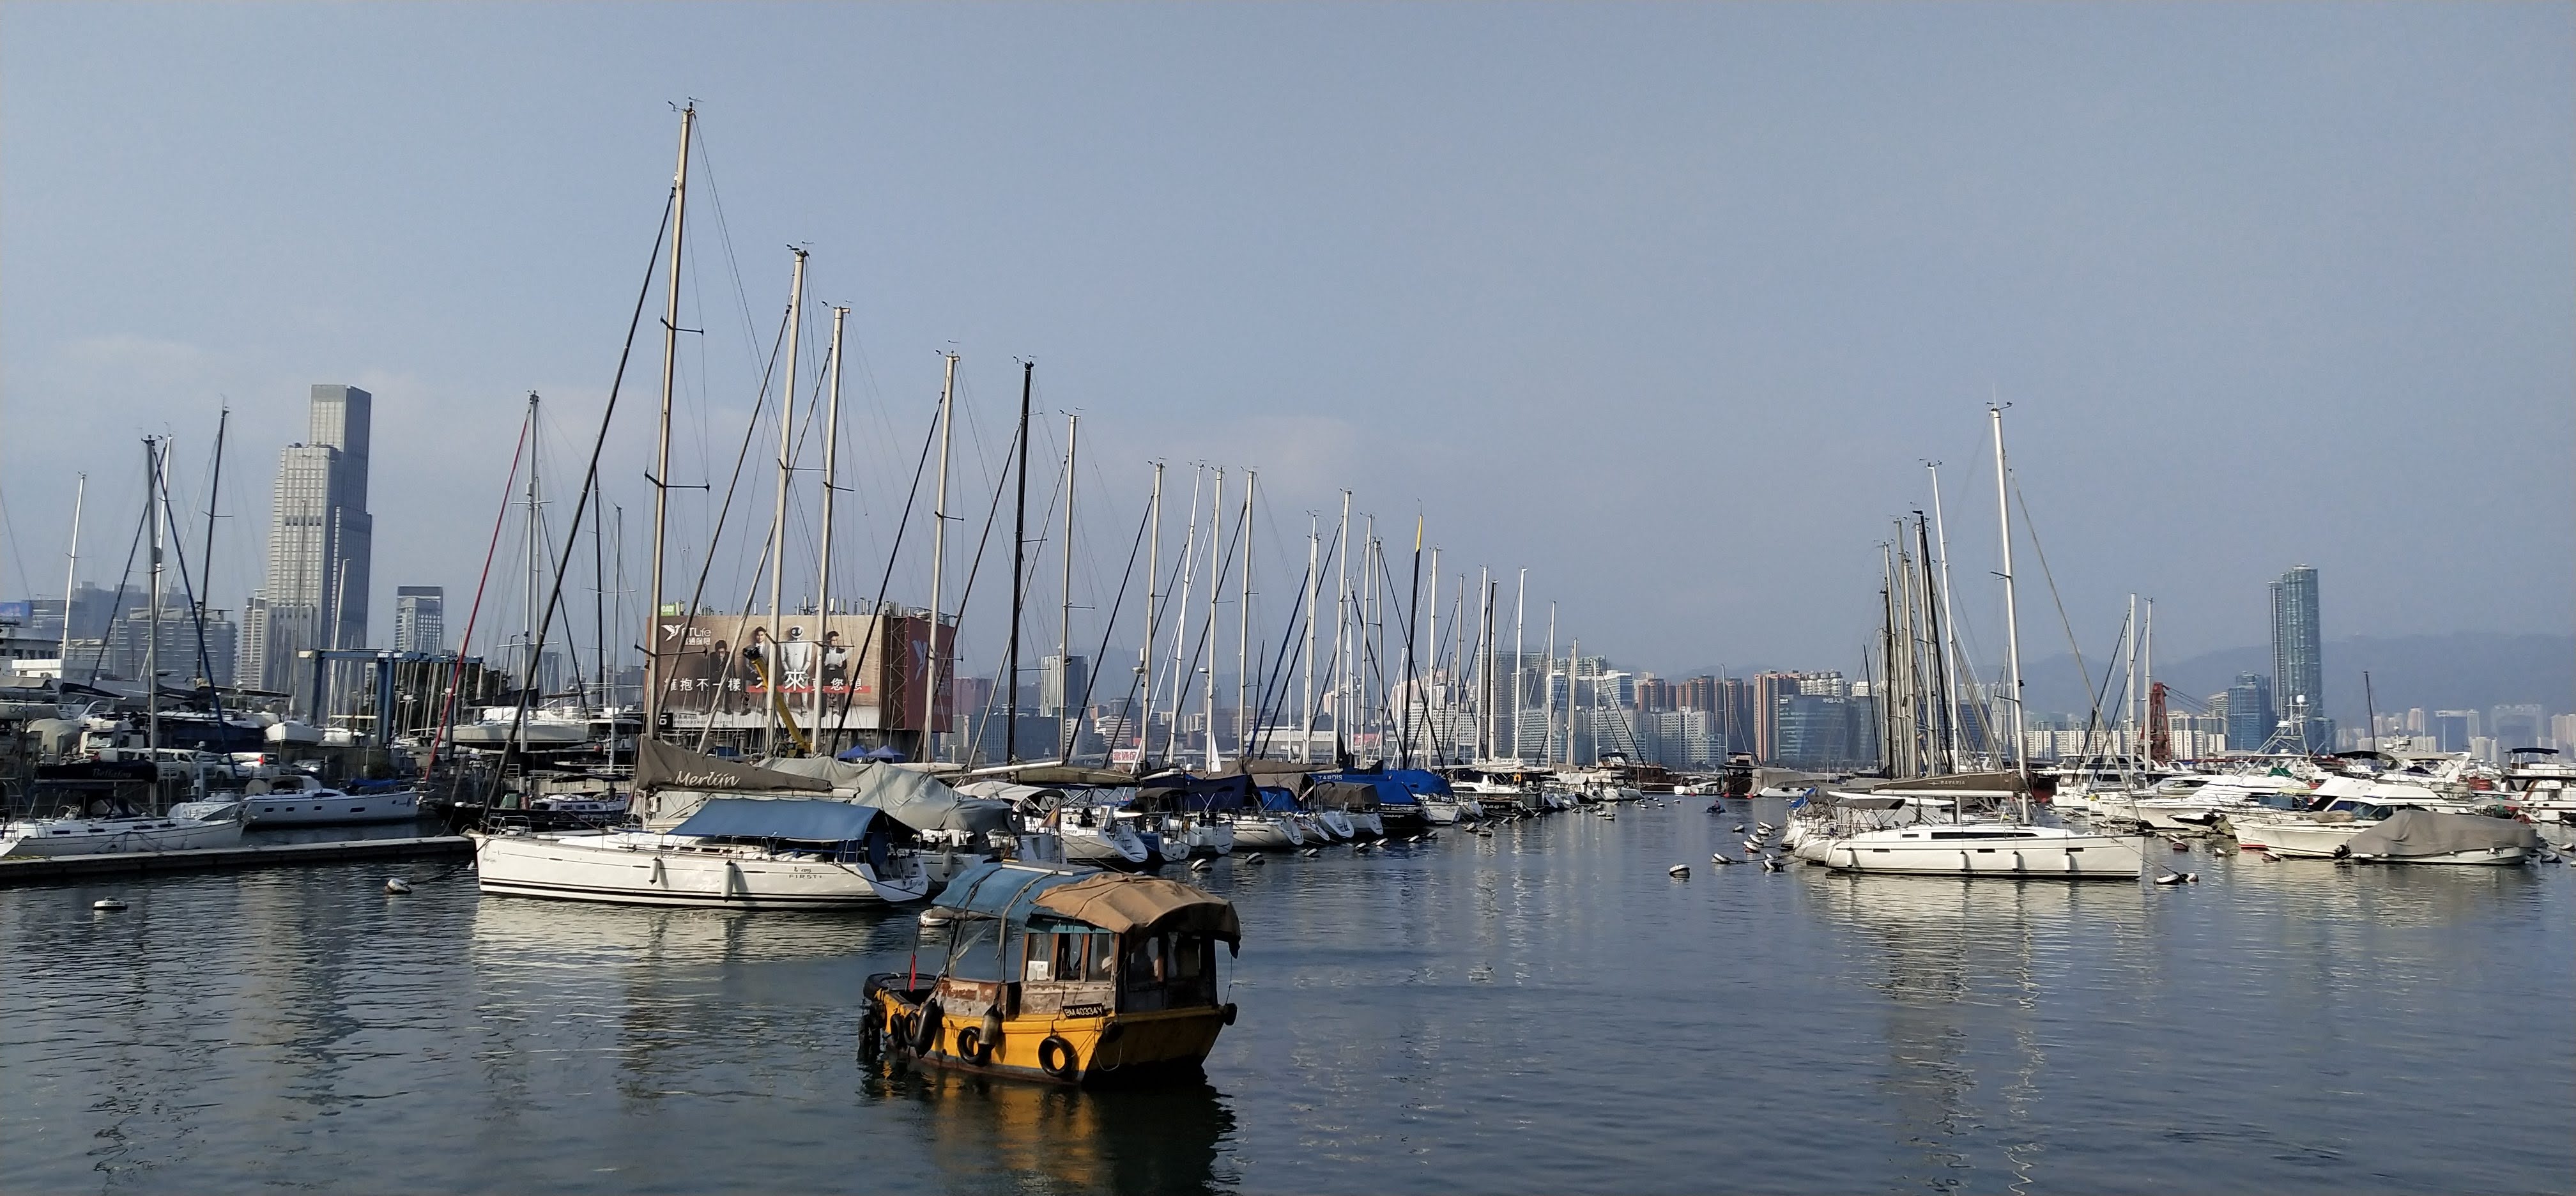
[933,861,1098,922]
[1384,769,1452,799]
[1140,774,1254,813]
[1313,772,1419,807]
[1255,785,1305,813]
[670,797,889,842]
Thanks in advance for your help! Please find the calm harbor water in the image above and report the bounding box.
[4,799,2570,1194]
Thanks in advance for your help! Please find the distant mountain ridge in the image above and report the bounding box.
[1666,632,2574,723]
[2017,632,2573,721]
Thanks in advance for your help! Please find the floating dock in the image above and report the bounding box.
[0,836,473,886]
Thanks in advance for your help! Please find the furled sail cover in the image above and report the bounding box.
[760,756,1013,834]
[2343,809,2539,858]
[669,797,885,841]
[1032,873,1241,948]
[635,738,832,794]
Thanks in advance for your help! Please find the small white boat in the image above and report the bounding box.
[214,775,424,827]
[1229,811,1304,852]
[1055,807,1154,869]
[0,806,244,857]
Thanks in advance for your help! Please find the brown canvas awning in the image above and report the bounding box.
[1031,873,1241,947]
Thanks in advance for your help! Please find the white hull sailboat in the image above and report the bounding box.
[0,812,244,857]
[474,828,930,907]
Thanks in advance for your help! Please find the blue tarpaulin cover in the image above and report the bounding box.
[670,797,888,842]
[1384,769,1451,799]
[933,861,1098,923]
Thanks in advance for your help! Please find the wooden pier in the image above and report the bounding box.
[0,836,473,886]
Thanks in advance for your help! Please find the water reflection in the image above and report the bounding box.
[872,1066,1239,1194]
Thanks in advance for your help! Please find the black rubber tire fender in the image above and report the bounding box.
[954,1025,992,1065]
[911,1001,943,1055]
[1038,1034,1078,1080]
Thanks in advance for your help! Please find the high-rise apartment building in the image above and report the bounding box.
[2225,673,2273,751]
[393,586,445,654]
[2268,564,2329,751]
[239,385,374,693]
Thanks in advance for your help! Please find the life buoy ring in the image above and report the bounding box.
[954,1025,991,1064]
[1038,1034,1078,1080]
[911,1002,943,1054]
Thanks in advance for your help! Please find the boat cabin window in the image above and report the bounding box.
[1020,929,1114,984]
[1116,930,1217,1013]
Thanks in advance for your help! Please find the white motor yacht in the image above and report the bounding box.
[195,774,424,827]
[1814,821,2145,878]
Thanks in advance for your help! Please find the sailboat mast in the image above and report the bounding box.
[59,473,84,666]
[1057,413,1078,761]
[1138,461,1161,773]
[1235,470,1254,760]
[1333,490,1350,758]
[1006,360,1032,766]
[1402,517,1422,767]
[1926,463,1966,766]
[1542,602,1556,767]
[1512,568,1526,763]
[1917,514,1953,774]
[645,102,691,740]
[144,438,164,755]
[1474,565,1489,760]
[1300,518,1317,765]
[201,408,226,624]
[1567,635,1580,767]
[592,469,606,716]
[1992,405,2028,793]
[1162,466,1200,765]
[926,353,956,763]
[765,248,808,754]
[814,305,847,743]
[1202,468,1223,770]
[525,391,542,713]
[2126,592,2140,767]
[1423,546,1439,764]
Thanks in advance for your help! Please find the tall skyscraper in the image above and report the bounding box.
[239,385,374,692]
[393,586,445,654]
[2268,564,2329,751]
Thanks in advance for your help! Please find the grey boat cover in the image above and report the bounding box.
[2343,809,2538,858]
[756,755,1014,835]
[670,797,890,842]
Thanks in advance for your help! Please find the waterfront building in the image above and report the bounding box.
[2225,673,2273,752]
[393,586,445,654]
[1039,654,1089,717]
[2268,564,2331,751]
[2490,703,2545,751]
[2432,710,2479,753]
[106,604,237,687]
[240,385,375,694]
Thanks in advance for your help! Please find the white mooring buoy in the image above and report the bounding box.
[1667,864,1689,878]
[93,898,128,912]
[385,878,413,895]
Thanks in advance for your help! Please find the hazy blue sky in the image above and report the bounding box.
[3,3,2568,700]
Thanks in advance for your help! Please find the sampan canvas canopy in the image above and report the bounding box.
[1033,873,1240,948]
[934,863,1241,949]
[670,797,890,841]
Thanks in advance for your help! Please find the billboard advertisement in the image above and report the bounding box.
[650,611,949,732]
